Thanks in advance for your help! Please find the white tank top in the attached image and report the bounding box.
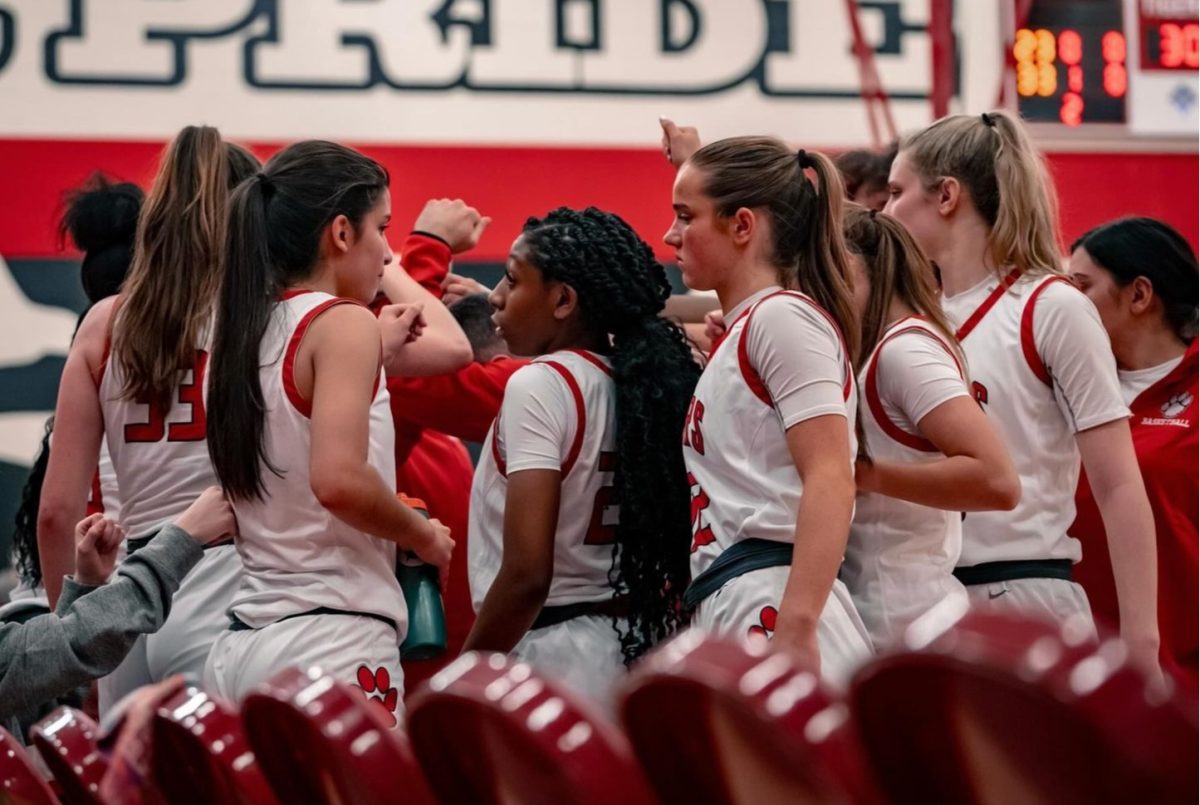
[942,270,1128,566]
[99,303,214,540]
[684,288,858,580]
[226,291,404,631]
[469,349,619,610]
[842,317,969,646]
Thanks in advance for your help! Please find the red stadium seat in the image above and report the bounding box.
[617,631,873,805]
[407,652,655,805]
[29,707,107,805]
[151,682,277,804]
[241,666,433,805]
[850,611,1198,805]
[1,726,58,805]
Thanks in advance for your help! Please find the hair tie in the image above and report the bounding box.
[869,208,879,219]
[256,171,275,200]
[980,112,996,129]
[796,149,816,170]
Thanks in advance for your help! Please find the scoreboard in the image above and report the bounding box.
[1015,0,1129,126]
[1013,0,1198,133]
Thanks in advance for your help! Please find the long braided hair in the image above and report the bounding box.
[521,207,701,663]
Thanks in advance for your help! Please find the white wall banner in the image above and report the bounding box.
[0,0,950,146]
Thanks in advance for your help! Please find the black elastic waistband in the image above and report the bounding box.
[229,606,397,634]
[531,597,628,630]
[682,539,793,611]
[953,559,1074,586]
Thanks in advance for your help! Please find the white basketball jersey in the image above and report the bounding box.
[87,441,121,522]
[684,288,858,580]
[469,349,619,611]
[942,270,1126,566]
[842,317,969,645]
[99,304,214,540]
[226,291,404,631]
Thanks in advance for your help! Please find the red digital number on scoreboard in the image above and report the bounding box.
[1139,0,1200,71]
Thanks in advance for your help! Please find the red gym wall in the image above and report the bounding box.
[1,140,1195,262]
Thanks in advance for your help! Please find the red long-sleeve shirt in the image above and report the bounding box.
[386,232,525,690]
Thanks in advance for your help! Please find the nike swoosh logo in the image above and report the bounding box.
[988,590,1007,600]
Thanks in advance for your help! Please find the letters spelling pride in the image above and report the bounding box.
[36,0,930,97]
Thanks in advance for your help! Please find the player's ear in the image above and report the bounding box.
[551,282,579,321]
[327,214,354,255]
[1128,275,1155,316]
[937,176,961,217]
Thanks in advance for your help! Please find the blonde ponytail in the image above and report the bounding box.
[988,111,1062,277]
[901,110,1062,278]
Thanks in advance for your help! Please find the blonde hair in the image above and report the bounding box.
[901,110,1062,278]
[688,136,860,366]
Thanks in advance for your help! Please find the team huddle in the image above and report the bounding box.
[15,108,1197,728]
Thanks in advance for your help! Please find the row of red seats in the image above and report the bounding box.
[3,611,1196,804]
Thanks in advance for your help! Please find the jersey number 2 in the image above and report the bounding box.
[124,350,209,443]
[584,451,618,545]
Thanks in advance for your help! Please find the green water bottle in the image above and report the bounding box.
[395,495,447,660]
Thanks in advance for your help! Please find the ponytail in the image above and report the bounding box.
[207,140,389,502]
[844,204,966,369]
[800,151,861,367]
[113,125,259,409]
[902,110,1062,277]
[989,111,1062,276]
[207,177,278,501]
[521,207,701,663]
[689,137,860,367]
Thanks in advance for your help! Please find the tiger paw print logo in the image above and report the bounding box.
[1162,391,1193,419]
[356,665,399,728]
[747,606,778,640]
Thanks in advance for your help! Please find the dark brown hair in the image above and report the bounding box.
[207,140,389,501]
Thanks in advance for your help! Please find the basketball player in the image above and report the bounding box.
[667,137,872,683]
[464,207,698,707]
[884,111,1160,674]
[202,142,452,725]
[37,127,259,712]
[841,205,1019,649]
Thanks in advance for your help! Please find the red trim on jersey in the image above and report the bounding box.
[86,470,104,517]
[1020,276,1075,387]
[280,289,316,301]
[539,360,588,477]
[737,314,774,406]
[282,298,357,417]
[954,267,1023,341]
[709,306,753,358]
[864,320,963,453]
[563,348,613,377]
[736,290,854,407]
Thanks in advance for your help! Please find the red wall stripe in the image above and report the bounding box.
[0,139,1195,262]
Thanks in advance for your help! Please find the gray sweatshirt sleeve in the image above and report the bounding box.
[0,526,205,725]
